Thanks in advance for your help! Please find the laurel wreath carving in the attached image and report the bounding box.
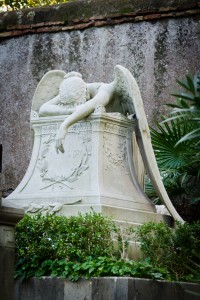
[37,134,90,190]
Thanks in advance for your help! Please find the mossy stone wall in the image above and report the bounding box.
[0,0,200,192]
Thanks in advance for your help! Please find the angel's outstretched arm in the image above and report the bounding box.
[56,82,114,153]
[39,95,71,116]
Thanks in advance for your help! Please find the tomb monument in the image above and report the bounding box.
[2,65,183,224]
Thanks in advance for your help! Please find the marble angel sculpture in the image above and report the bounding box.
[35,65,184,223]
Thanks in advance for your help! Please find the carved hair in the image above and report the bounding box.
[59,76,88,105]
[64,72,82,79]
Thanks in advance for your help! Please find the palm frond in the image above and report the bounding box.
[176,128,200,145]
[146,73,200,216]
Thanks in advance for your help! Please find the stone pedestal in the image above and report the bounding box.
[2,112,171,225]
[0,206,24,300]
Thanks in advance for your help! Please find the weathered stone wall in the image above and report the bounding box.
[14,277,200,300]
[0,0,200,191]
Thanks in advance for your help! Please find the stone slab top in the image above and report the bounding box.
[0,206,24,226]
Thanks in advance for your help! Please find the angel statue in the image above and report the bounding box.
[35,65,183,223]
[38,68,135,153]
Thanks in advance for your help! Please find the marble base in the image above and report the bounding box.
[2,112,170,225]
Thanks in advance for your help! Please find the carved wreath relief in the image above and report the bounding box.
[37,123,91,191]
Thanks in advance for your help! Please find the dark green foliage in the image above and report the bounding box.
[166,73,200,145]
[16,256,170,282]
[146,74,200,220]
[15,214,200,283]
[135,221,200,281]
[185,252,200,284]
[15,212,118,279]
[151,117,199,170]
[15,213,170,281]
[148,117,200,208]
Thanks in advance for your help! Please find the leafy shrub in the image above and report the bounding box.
[135,221,200,281]
[15,213,170,281]
[15,213,200,283]
[15,212,119,279]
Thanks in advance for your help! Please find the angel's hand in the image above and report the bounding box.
[56,126,68,153]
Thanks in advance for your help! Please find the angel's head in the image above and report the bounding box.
[59,72,89,105]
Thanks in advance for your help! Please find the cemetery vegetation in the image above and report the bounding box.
[15,212,200,283]
[146,73,200,222]
[136,221,200,282]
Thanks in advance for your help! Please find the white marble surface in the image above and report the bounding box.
[3,112,156,219]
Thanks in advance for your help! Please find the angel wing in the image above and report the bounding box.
[114,65,184,223]
[31,70,66,114]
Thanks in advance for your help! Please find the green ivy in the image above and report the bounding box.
[15,256,171,282]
